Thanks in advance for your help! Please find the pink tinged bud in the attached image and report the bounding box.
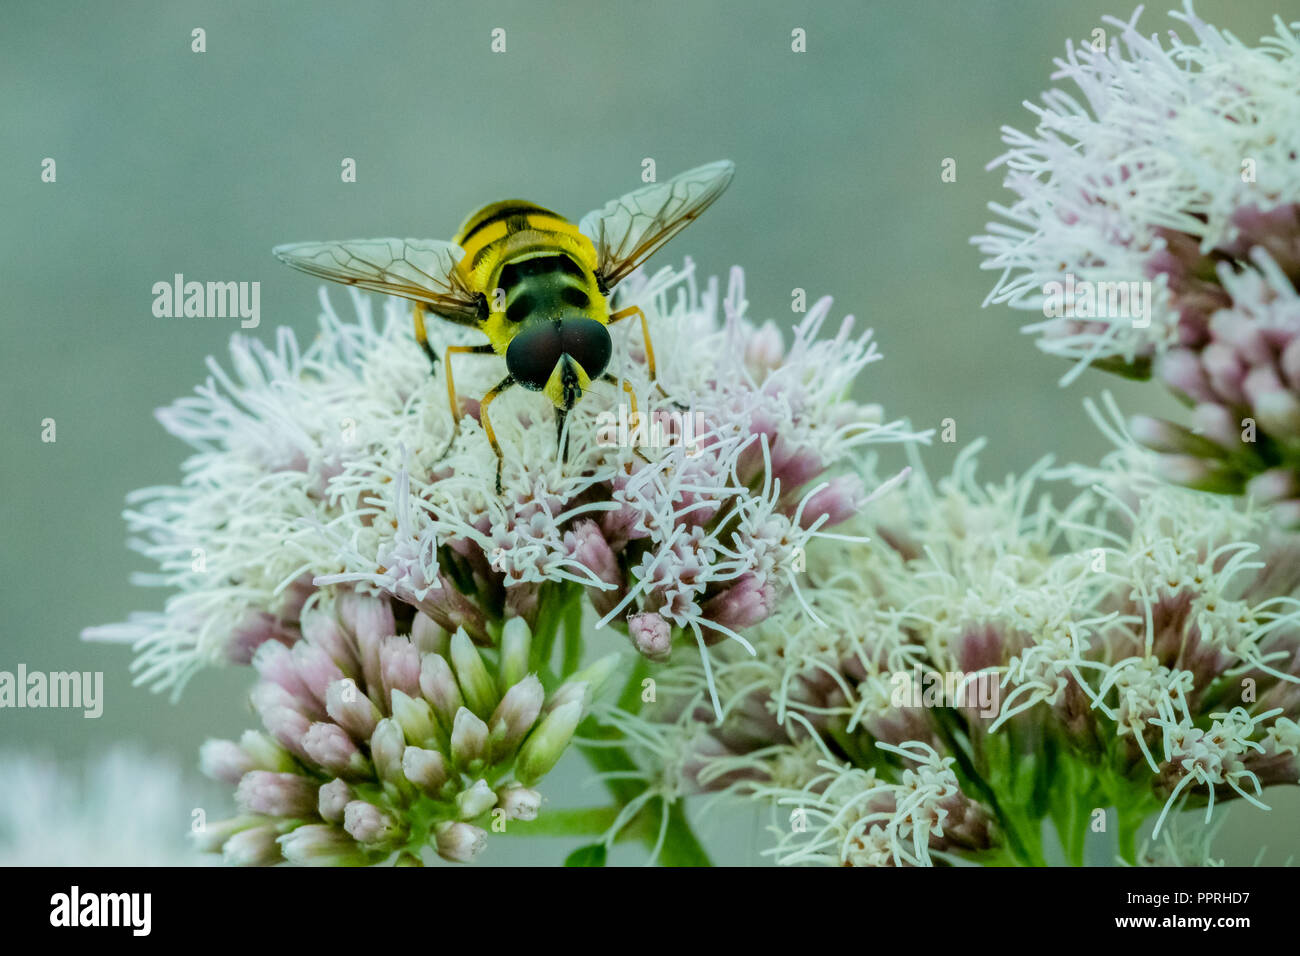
[199,738,254,785]
[380,635,422,702]
[238,730,295,772]
[1209,309,1272,366]
[1129,415,1226,458]
[770,437,824,491]
[420,653,465,728]
[291,641,346,707]
[390,689,439,747]
[798,474,865,528]
[489,675,545,753]
[235,771,319,818]
[451,707,489,767]
[497,785,542,821]
[1201,344,1247,405]
[564,520,621,588]
[451,629,499,717]
[325,678,380,740]
[302,722,369,778]
[1246,468,1300,504]
[402,746,448,795]
[411,612,449,656]
[703,573,776,630]
[301,606,358,675]
[226,611,290,665]
[318,778,354,823]
[370,718,408,786]
[343,800,400,845]
[260,704,312,757]
[278,824,371,866]
[455,779,498,820]
[1190,403,1242,449]
[434,821,487,863]
[515,700,583,786]
[628,612,672,661]
[191,815,262,853]
[340,591,395,693]
[252,641,315,705]
[1244,367,1300,439]
[1157,348,1216,403]
[222,824,283,866]
[338,591,396,645]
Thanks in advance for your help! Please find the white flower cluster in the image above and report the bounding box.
[86,260,918,704]
[974,2,1300,380]
[622,399,1300,865]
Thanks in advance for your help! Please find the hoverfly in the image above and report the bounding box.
[273,160,735,493]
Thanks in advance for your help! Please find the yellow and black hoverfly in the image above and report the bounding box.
[273,160,735,493]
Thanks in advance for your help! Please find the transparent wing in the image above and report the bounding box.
[578,160,735,291]
[272,237,482,325]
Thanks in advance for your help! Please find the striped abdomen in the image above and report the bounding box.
[454,199,610,347]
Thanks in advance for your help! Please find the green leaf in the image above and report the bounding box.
[565,843,607,867]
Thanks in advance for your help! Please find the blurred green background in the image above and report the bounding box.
[2,0,1296,865]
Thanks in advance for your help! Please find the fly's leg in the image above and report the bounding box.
[436,343,496,458]
[600,372,651,464]
[413,303,438,366]
[480,375,516,495]
[609,304,681,407]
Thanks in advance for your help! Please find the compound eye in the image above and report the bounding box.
[505,322,563,390]
[560,317,612,380]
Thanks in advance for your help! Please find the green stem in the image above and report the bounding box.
[533,587,712,865]
[503,805,623,837]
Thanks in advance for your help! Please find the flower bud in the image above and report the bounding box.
[344,800,401,845]
[390,689,439,748]
[401,746,448,795]
[455,779,498,820]
[419,653,464,728]
[489,674,545,754]
[515,700,583,786]
[370,718,407,787]
[451,629,499,716]
[325,678,381,740]
[235,771,318,818]
[498,617,532,693]
[317,778,354,823]
[279,824,371,866]
[497,784,542,821]
[223,824,283,866]
[450,707,489,768]
[434,821,487,863]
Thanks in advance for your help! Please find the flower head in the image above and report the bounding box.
[621,403,1300,865]
[86,260,919,704]
[198,603,609,865]
[974,2,1300,380]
